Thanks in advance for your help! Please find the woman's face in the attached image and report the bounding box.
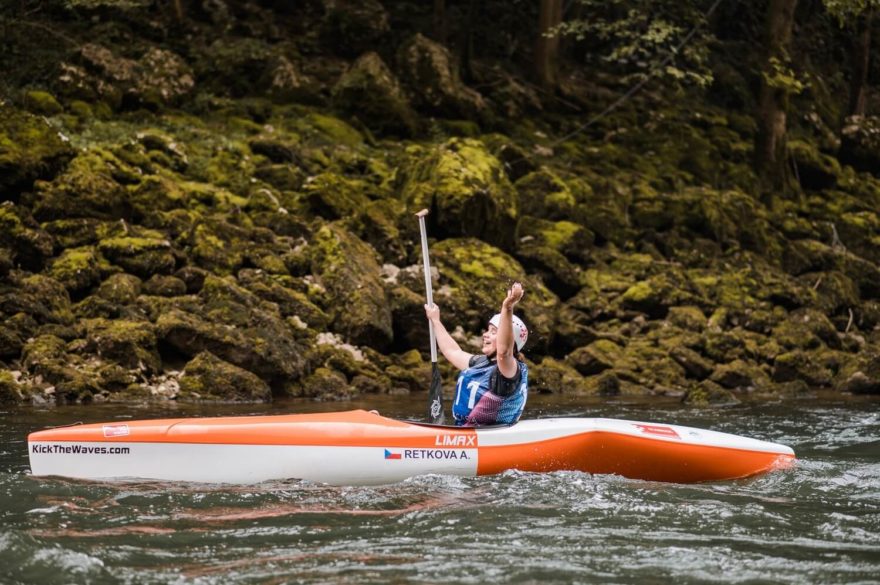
[481,324,498,356]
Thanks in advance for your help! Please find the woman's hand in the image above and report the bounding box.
[502,282,524,310]
[424,303,441,322]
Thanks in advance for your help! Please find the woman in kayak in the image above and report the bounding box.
[424,282,528,426]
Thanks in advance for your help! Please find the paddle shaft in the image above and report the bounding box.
[416,210,437,363]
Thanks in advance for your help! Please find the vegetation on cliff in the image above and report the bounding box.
[0,0,879,405]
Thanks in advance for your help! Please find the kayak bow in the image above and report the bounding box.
[28,410,795,485]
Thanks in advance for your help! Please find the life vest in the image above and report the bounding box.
[452,356,528,426]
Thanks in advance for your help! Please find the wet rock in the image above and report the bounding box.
[710,359,770,390]
[402,138,518,250]
[310,223,392,349]
[772,350,834,387]
[331,52,418,137]
[0,105,74,198]
[397,34,487,121]
[681,380,740,406]
[179,351,270,402]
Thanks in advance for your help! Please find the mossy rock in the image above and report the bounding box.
[292,112,364,148]
[157,305,305,382]
[396,33,487,121]
[96,273,143,305]
[142,275,187,297]
[669,346,714,379]
[667,306,708,332]
[517,216,594,263]
[514,243,583,299]
[836,211,880,264]
[237,269,329,329]
[0,104,74,196]
[23,90,63,116]
[0,370,25,404]
[0,313,36,359]
[98,234,176,277]
[179,351,270,402]
[402,138,518,250]
[797,271,860,315]
[290,366,353,400]
[0,203,55,270]
[709,359,770,390]
[620,273,698,318]
[40,218,115,249]
[49,246,109,293]
[310,223,392,349]
[384,350,431,393]
[681,380,740,407]
[701,330,747,363]
[773,350,834,386]
[529,357,593,394]
[782,239,840,276]
[788,140,841,190]
[347,199,410,265]
[80,318,160,373]
[29,149,134,221]
[331,52,418,137]
[515,169,580,222]
[6,274,74,325]
[565,339,624,376]
[835,350,880,394]
[302,172,371,221]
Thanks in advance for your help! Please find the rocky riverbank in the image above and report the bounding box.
[1,1,879,407]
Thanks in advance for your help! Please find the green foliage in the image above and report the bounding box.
[556,0,715,87]
[762,57,806,95]
[822,0,880,25]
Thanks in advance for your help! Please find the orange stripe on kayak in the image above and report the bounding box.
[476,431,796,482]
[27,410,477,449]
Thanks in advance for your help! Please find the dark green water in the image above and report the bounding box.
[2,395,878,584]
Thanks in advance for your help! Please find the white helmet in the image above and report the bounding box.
[489,313,529,351]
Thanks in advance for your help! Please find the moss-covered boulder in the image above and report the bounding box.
[80,318,160,373]
[710,359,770,390]
[667,306,708,332]
[798,271,860,315]
[402,138,518,250]
[514,243,583,299]
[237,269,329,329]
[772,350,835,387]
[681,380,740,406]
[515,169,581,222]
[23,90,63,116]
[347,199,410,265]
[98,234,176,277]
[331,52,418,137]
[2,274,74,325]
[302,172,371,220]
[517,216,595,263]
[96,273,143,305]
[0,105,73,197]
[0,203,55,270]
[0,370,25,404]
[836,351,880,394]
[669,346,713,379]
[142,275,187,297]
[396,33,487,121]
[290,366,353,399]
[49,246,109,293]
[310,223,392,349]
[178,351,270,402]
[788,140,841,190]
[566,339,624,376]
[529,357,593,394]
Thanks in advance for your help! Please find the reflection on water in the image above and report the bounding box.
[2,394,879,584]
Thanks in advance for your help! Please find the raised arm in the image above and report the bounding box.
[425,303,473,371]
[495,282,524,379]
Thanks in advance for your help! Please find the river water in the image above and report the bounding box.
[1,395,878,584]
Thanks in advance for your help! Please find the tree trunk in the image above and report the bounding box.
[433,0,447,45]
[848,8,873,117]
[755,0,798,191]
[534,0,563,91]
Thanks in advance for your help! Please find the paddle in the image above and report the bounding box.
[416,209,446,425]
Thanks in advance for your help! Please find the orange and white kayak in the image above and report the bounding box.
[28,410,795,485]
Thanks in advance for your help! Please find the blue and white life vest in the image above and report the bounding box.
[452,356,529,426]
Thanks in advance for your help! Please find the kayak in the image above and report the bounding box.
[28,410,795,485]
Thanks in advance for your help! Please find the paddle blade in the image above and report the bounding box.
[427,363,445,424]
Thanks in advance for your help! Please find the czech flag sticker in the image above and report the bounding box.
[384,449,401,460]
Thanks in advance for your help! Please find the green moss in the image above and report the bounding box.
[68,100,93,119]
[301,113,364,147]
[23,90,63,116]
[0,370,24,404]
[49,246,108,292]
